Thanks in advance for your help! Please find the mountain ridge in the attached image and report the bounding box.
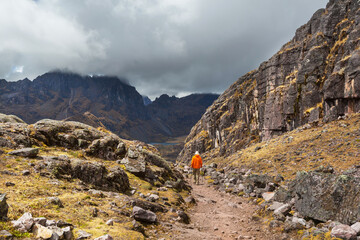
[178,0,360,163]
[0,71,219,143]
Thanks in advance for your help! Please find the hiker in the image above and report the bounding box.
[191,151,202,185]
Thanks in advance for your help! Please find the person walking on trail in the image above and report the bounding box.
[191,151,202,185]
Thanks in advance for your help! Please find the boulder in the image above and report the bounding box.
[93,235,113,240]
[0,113,25,123]
[331,224,357,240]
[274,204,291,216]
[62,226,73,240]
[34,217,47,226]
[76,230,92,240]
[148,194,159,202]
[48,158,130,193]
[0,230,13,239]
[46,219,57,227]
[290,171,360,224]
[284,217,306,232]
[350,222,360,235]
[123,158,146,177]
[131,199,166,213]
[105,219,114,226]
[132,206,157,223]
[33,223,55,239]
[32,119,126,160]
[177,210,190,224]
[48,197,64,208]
[268,201,284,211]
[262,192,275,202]
[5,182,15,187]
[0,193,9,220]
[12,212,34,232]
[22,170,31,176]
[8,148,39,158]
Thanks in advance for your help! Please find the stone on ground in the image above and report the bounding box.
[331,224,357,240]
[0,193,9,220]
[94,234,113,240]
[0,230,13,239]
[132,206,157,223]
[12,212,34,232]
[8,148,39,158]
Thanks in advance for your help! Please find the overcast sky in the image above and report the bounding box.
[0,0,328,99]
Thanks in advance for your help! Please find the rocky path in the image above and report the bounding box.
[170,177,279,240]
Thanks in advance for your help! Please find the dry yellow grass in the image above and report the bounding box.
[0,146,190,239]
[206,113,360,181]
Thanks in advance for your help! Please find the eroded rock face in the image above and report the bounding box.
[178,0,360,162]
[47,157,130,193]
[290,170,360,225]
[33,119,127,160]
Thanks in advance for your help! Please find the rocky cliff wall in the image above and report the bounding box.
[178,0,360,162]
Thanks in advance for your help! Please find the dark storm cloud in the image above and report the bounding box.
[0,0,328,99]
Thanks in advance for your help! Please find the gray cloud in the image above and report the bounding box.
[0,0,328,99]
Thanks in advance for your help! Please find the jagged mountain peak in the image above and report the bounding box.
[0,71,219,143]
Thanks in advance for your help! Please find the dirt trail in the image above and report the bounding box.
[170,178,279,240]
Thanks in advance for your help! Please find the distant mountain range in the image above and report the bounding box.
[0,71,219,142]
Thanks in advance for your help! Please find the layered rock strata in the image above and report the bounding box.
[178,0,360,162]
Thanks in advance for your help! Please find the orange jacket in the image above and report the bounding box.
[191,154,202,169]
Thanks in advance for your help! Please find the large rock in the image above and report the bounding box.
[350,222,360,235]
[131,199,166,213]
[12,212,34,232]
[76,230,92,240]
[132,206,157,223]
[331,224,357,240]
[290,171,360,224]
[8,148,39,158]
[0,230,13,239]
[93,235,113,240]
[0,193,8,221]
[33,119,127,160]
[0,113,25,123]
[47,158,130,193]
[33,223,55,239]
[122,157,146,177]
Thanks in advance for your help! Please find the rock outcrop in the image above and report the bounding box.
[0,114,185,193]
[47,157,130,193]
[290,170,360,225]
[0,113,190,239]
[178,0,360,162]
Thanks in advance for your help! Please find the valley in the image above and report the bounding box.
[1,0,360,239]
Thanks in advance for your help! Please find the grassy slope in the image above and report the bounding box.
[0,147,189,239]
[205,113,360,181]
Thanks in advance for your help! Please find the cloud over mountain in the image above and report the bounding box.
[0,0,327,98]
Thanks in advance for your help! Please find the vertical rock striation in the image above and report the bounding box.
[178,0,360,162]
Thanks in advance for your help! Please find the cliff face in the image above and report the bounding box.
[178,0,360,162]
[0,72,218,142]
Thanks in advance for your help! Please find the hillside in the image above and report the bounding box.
[178,0,360,163]
[0,72,218,143]
[0,113,191,239]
